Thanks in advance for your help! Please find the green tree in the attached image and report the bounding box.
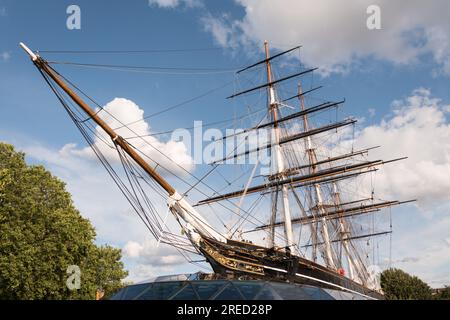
[380,268,432,300]
[0,142,128,299]
[435,287,450,300]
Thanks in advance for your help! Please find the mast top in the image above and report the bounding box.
[19,42,38,61]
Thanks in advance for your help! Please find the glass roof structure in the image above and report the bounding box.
[110,273,369,300]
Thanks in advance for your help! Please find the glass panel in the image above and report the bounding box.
[254,284,280,300]
[120,283,150,300]
[170,283,199,300]
[322,289,342,300]
[187,273,202,281]
[109,289,124,300]
[350,292,368,300]
[233,281,265,300]
[137,282,185,300]
[316,289,334,300]
[269,282,312,300]
[301,286,324,300]
[192,281,228,300]
[213,284,244,300]
[154,274,188,282]
[325,289,360,300]
[110,280,364,300]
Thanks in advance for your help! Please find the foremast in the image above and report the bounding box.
[19,42,226,246]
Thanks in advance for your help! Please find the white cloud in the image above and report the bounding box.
[122,238,195,282]
[65,97,194,176]
[127,264,161,282]
[390,216,450,286]
[122,241,143,258]
[148,0,201,9]
[202,0,450,75]
[0,52,10,62]
[149,0,179,8]
[316,88,450,286]
[123,239,186,267]
[2,134,199,283]
[19,142,152,245]
[350,88,450,211]
[201,14,239,48]
[0,98,199,284]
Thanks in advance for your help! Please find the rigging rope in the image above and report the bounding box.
[37,47,223,54]
[123,107,267,139]
[48,61,240,75]
[42,62,295,248]
[38,67,202,259]
[115,80,235,128]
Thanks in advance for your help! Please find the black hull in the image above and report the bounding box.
[199,237,383,300]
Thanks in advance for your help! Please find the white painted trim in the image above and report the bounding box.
[168,191,226,242]
[19,42,38,61]
[262,265,377,300]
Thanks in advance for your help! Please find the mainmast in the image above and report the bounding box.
[264,41,295,251]
[297,84,337,269]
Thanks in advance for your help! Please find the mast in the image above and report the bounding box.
[332,182,357,280]
[331,183,379,285]
[264,41,295,250]
[297,84,337,269]
[19,42,225,243]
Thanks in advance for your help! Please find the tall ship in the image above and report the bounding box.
[20,41,414,300]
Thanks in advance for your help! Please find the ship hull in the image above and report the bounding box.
[199,237,384,300]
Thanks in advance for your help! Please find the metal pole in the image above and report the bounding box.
[264,40,295,249]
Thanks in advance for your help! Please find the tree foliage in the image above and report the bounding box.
[0,142,128,299]
[380,268,432,300]
[434,287,450,300]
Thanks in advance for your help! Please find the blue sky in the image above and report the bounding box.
[1,0,450,287]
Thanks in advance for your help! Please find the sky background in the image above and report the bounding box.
[1,0,449,287]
